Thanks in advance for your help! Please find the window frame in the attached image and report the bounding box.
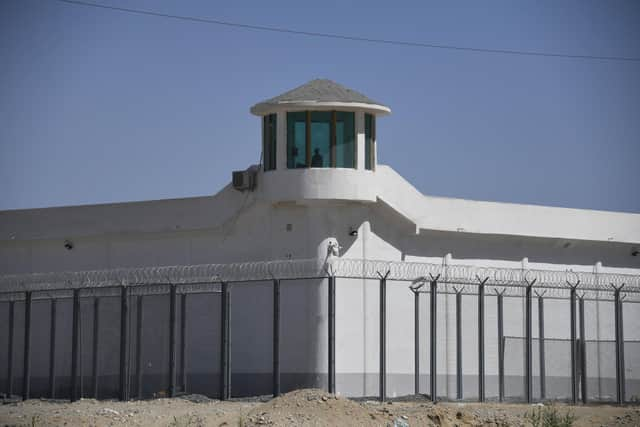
[287,110,356,169]
[365,113,376,171]
[262,114,277,171]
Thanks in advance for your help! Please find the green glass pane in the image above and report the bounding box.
[310,112,331,168]
[269,114,276,170]
[365,114,373,170]
[263,116,269,171]
[335,112,355,168]
[287,112,306,169]
[263,114,277,171]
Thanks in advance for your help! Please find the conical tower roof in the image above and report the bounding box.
[251,79,391,116]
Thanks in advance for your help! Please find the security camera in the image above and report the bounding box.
[64,240,74,250]
[349,227,358,237]
[632,249,639,257]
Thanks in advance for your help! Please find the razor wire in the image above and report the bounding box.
[0,257,639,298]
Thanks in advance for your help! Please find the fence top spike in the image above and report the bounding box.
[567,279,580,289]
[610,283,625,292]
[476,275,489,285]
[409,281,425,292]
[377,270,391,280]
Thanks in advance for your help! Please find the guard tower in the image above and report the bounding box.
[250,79,391,203]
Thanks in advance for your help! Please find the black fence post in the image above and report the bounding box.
[414,289,420,395]
[119,285,129,401]
[578,295,587,404]
[525,279,535,403]
[477,277,488,402]
[7,300,15,398]
[273,279,280,397]
[536,291,546,401]
[430,277,438,403]
[91,297,101,399]
[180,293,187,394]
[22,291,32,401]
[379,271,390,401]
[92,297,100,400]
[328,276,336,394]
[496,289,505,402]
[613,284,625,404]
[455,288,463,400]
[71,289,80,402]
[136,296,143,400]
[169,284,177,398]
[220,282,230,400]
[619,295,625,403]
[569,282,578,404]
[49,299,57,399]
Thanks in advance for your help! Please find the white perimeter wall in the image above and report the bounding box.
[1,189,639,398]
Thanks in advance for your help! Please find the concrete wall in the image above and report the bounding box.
[1,162,639,399]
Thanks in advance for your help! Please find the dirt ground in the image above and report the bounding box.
[1,389,639,426]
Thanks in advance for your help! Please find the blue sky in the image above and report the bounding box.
[1,0,639,212]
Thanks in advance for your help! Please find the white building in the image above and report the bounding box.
[1,79,639,402]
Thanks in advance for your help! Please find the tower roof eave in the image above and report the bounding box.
[250,100,391,116]
[250,79,391,116]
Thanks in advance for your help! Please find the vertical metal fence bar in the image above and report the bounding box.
[273,279,280,397]
[79,297,83,400]
[180,293,187,393]
[220,282,230,400]
[7,300,15,398]
[538,294,546,400]
[525,286,532,403]
[430,280,437,403]
[456,290,462,400]
[328,276,336,394]
[497,291,504,402]
[570,286,577,404]
[579,296,587,404]
[619,297,625,403]
[169,284,177,398]
[71,289,80,402]
[614,289,621,404]
[49,299,57,399]
[379,274,387,401]
[136,296,143,400]
[414,290,419,395]
[478,279,486,402]
[22,291,32,401]
[92,298,100,400]
[614,287,626,404]
[119,286,129,401]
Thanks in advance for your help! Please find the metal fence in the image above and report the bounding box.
[1,258,639,403]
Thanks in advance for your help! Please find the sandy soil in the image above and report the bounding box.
[1,389,639,426]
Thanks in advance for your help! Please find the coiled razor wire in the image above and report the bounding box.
[0,257,638,300]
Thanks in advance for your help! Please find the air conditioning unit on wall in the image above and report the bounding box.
[232,169,257,191]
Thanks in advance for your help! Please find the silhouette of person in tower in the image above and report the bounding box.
[311,148,324,167]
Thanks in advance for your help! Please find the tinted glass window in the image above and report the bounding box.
[310,112,331,168]
[263,114,277,171]
[287,112,307,169]
[365,114,375,170]
[335,112,355,168]
[286,110,357,169]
